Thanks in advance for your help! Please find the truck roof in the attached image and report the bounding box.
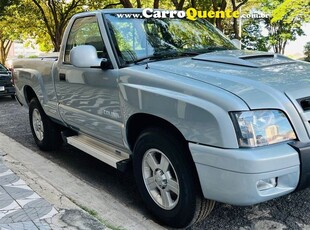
[73,8,145,17]
[99,8,145,13]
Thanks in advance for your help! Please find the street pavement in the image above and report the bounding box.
[0,97,165,230]
[2,96,310,230]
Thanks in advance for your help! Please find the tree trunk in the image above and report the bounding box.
[153,0,160,8]
[31,0,81,52]
[273,45,279,54]
[230,0,248,39]
[53,34,62,52]
[281,40,287,54]
[212,0,227,31]
[0,40,5,64]
[0,39,12,64]
[103,2,122,9]
[171,0,185,10]
[120,0,133,8]
[177,0,185,10]
[216,18,223,31]
[233,17,239,39]
[190,0,196,8]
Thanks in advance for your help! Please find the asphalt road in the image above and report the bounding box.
[1,96,310,230]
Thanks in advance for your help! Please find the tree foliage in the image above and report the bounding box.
[0,0,23,64]
[0,0,19,16]
[259,0,305,54]
[241,18,270,51]
[272,0,310,23]
[29,0,91,52]
[0,0,308,63]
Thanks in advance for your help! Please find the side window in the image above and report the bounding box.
[64,16,107,64]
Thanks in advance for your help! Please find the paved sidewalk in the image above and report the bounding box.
[0,157,108,230]
[0,162,58,229]
[0,131,165,230]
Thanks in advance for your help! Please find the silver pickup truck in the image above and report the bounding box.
[13,8,310,228]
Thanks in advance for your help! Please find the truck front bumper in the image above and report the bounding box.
[190,141,310,206]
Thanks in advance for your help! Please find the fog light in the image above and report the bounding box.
[257,177,277,191]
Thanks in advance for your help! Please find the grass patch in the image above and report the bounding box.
[68,198,125,230]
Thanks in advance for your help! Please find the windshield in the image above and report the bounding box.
[104,13,236,65]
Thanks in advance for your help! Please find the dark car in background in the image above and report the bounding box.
[0,63,15,99]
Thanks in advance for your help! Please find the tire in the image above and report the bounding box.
[133,127,215,228]
[11,95,15,100]
[29,98,63,151]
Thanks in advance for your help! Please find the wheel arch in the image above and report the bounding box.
[126,113,186,152]
[126,113,203,190]
[24,85,38,105]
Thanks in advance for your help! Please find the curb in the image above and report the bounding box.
[0,132,165,230]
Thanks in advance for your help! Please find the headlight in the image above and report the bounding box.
[231,110,296,147]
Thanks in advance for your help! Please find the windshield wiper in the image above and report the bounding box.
[133,55,154,64]
[131,47,233,64]
[133,50,200,64]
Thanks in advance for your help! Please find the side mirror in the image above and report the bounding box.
[100,59,113,69]
[231,39,242,49]
[70,45,111,69]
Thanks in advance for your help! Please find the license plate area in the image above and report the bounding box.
[0,86,5,91]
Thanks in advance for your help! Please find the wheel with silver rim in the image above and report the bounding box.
[133,127,215,228]
[32,108,44,141]
[29,98,63,151]
[142,148,179,210]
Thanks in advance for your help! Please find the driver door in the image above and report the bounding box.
[54,16,124,147]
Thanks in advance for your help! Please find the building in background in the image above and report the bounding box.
[284,23,310,59]
[8,41,40,59]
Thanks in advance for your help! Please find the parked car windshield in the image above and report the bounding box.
[104,13,236,65]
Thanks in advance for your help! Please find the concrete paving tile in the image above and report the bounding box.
[33,220,52,230]
[16,198,51,209]
[4,184,32,191]
[0,221,39,230]
[24,206,58,221]
[0,190,11,202]
[0,209,32,224]
[0,200,19,211]
[0,170,14,178]
[7,179,27,187]
[2,186,34,200]
[23,193,41,200]
[39,208,58,220]
[0,174,20,186]
[0,197,12,206]
[0,166,9,174]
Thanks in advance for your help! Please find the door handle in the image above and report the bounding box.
[59,73,66,81]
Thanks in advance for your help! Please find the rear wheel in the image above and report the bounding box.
[29,98,63,151]
[133,127,215,228]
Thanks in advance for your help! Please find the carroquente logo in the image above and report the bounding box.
[116,8,241,21]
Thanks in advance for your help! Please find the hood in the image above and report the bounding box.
[148,50,310,109]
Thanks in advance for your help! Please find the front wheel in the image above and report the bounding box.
[133,128,215,228]
[29,98,63,151]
